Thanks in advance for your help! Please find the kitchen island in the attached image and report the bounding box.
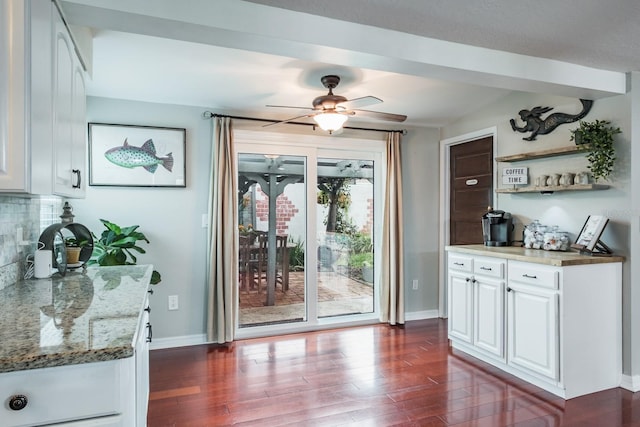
[0,265,153,426]
[445,244,623,399]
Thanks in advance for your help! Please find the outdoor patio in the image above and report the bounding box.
[239,270,374,326]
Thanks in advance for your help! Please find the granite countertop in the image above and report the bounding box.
[446,244,625,266]
[0,265,153,374]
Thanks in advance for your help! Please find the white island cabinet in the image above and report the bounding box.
[446,245,623,399]
[448,254,505,360]
[0,266,153,426]
[0,0,86,197]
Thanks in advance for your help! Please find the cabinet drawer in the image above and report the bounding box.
[0,359,130,427]
[474,257,505,279]
[508,261,559,290]
[448,254,473,273]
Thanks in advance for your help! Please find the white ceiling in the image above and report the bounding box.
[60,0,637,129]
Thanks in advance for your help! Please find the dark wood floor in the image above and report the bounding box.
[147,319,640,426]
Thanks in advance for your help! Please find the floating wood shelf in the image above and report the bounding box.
[496,145,588,162]
[496,183,609,194]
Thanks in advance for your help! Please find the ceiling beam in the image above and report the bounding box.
[61,0,628,99]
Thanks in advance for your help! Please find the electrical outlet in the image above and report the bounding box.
[412,279,419,290]
[168,295,179,311]
[16,227,30,246]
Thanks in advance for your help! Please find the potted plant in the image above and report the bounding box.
[88,219,162,285]
[238,224,255,244]
[64,237,88,265]
[570,119,622,182]
[361,261,374,284]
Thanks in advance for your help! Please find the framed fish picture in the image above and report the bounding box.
[88,123,186,187]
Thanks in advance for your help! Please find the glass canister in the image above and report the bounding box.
[523,220,547,249]
[543,226,570,251]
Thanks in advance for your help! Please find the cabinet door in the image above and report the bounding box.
[507,282,559,381]
[135,302,151,426]
[0,0,27,191]
[70,63,86,196]
[53,9,74,196]
[474,276,504,358]
[448,271,473,343]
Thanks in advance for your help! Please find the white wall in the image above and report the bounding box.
[442,90,638,376]
[402,127,441,315]
[75,96,442,342]
[74,97,212,341]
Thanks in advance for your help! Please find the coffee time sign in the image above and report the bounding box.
[502,167,528,185]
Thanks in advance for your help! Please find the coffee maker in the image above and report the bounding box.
[482,209,513,246]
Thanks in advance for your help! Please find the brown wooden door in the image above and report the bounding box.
[449,137,493,245]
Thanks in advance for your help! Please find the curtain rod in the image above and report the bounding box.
[202,111,407,135]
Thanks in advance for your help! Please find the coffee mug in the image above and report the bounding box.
[547,173,560,186]
[536,175,549,187]
[574,171,591,185]
[560,172,575,185]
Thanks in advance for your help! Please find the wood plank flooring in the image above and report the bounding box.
[147,319,640,426]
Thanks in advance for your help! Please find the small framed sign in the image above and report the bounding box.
[502,167,528,185]
[571,215,610,254]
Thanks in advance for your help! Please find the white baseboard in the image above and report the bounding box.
[620,374,640,392]
[405,309,440,321]
[149,334,207,350]
[150,311,440,349]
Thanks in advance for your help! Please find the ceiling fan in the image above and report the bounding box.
[265,75,407,133]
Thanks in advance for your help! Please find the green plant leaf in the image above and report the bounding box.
[151,270,161,285]
[89,219,162,285]
[570,119,621,181]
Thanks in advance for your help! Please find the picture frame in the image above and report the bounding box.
[571,215,610,254]
[88,123,186,187]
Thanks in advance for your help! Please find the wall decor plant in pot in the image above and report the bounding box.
[570,119,622,182]
[88,219,162,286]
[64,237,89,265]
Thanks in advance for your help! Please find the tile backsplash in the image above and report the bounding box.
[0,196,64,290]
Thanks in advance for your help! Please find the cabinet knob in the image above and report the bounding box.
[144,306,151,313]
[507,287,513,292]
[72,169,82,189]
[8,394,28,411]
[148,289,154,295]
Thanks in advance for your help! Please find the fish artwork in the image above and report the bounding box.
[104,138,174,173]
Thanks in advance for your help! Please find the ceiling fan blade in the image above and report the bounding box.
[266,104,314,111]
[337,96,382,110]
[262,114,313,128]
[353,109,407,122]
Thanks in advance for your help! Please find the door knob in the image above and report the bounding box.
[8,394,28,411]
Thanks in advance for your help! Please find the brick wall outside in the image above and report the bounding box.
[256,191,299,234]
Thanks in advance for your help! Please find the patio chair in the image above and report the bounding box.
[252,232,289,294]
[239,233,264,292]
[275,234,289,292]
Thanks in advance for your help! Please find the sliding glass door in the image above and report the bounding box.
[235,131,383,335]
[237,153,307,327]
[316,158,375,318]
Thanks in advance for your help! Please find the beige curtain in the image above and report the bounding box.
[380,131,405,325]
[206,117,238,343]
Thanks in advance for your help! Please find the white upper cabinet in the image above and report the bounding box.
[0,0,86,197]
[53,6,86,197]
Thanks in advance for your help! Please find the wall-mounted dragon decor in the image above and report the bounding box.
[510,99,593,141]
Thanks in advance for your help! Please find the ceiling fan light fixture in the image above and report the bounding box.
[313,113,348,133]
